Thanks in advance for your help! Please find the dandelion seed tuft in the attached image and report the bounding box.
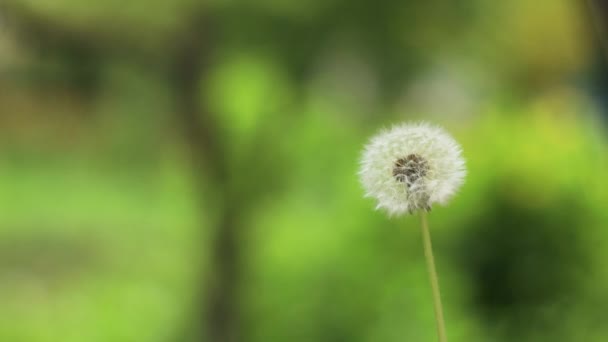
[359,122,466,216]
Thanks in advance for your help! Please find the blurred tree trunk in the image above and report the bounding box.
[170,15,241,342]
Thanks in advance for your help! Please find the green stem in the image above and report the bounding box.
[419,211,447,342]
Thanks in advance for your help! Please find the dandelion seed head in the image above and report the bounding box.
[359,122,466,216]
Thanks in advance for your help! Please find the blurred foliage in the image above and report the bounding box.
[1,0,608,341]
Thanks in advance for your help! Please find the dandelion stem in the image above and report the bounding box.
[419,211,447,342]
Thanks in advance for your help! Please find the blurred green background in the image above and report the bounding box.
[1,0,608,341]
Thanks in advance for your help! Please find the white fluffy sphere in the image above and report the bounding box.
[359,122,466,216]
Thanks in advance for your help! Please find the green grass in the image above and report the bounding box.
[0,154,200,342]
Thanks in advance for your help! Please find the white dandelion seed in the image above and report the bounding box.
[359,122,466,216]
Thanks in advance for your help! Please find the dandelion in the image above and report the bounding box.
[359,122,466,342]
[359,122,465,216]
